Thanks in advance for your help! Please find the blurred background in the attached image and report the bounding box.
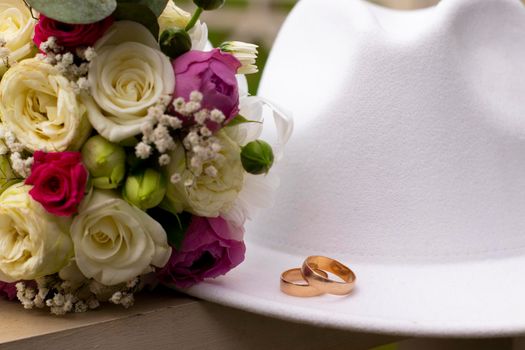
[176,0,441,94]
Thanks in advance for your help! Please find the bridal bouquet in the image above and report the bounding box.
[0,0,292,314]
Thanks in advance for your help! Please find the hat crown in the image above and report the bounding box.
[251,0,525,263]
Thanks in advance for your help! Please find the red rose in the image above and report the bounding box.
[33,15,114,51]
[25,151,88,217]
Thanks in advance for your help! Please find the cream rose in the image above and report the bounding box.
[71,189,172,286]
[0,0,36,77]
[0,184,73,282]
[0,58,91,152]
[164,131,244,217]
[83,21,175,142]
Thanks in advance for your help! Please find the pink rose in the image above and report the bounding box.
[172,49,241,128]
[157,216,246,288]
[34,15,113,51]
[25,151,88,217]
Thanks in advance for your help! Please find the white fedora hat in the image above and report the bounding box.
[184,0,525,337]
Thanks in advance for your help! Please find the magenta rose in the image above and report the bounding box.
[157,216,246,288]
[25,151,88,217]
[34,15,114,51]
[172,49,241,128]
[0,281,17,301]
[0,280,36,301]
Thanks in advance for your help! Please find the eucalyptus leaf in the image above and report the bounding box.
[25,0,117,24]
[113,3,160,38]
[116,0,169,17]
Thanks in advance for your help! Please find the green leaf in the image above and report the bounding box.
[118,136,139,148]
[226,115,263,128]
[116,0,169,17]
[113,3,160,38]
[25,0,117,24]
[148,207,192,250]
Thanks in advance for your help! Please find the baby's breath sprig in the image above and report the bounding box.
[15,273,146,315]
[37,37,96,94]
[134,91,228,187]
[175,93,225,184]
[135,95,181,162]
[0,125,33,178]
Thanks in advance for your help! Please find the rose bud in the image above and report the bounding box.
[241,140,274,175]
[81,135,126,189]
[159,1,192,34]
[123,168,167,210]
[193,0,225,10]
[160,28,192,59]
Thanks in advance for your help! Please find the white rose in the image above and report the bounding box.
[71,189,172,286]
[83,21,175,142]
[164,131,244,217]
[0,58,91,151]
[0,184,73,282]
[0,0,36,76]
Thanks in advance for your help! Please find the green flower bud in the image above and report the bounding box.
[241,140,274,175]
[81,135,126,189]
[160,28,192,59]
[0,151,21,195]
[193,0,225,11]
[123,168,167,210]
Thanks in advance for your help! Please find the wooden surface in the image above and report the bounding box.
[0,288,402,350]
[0,288,521,349]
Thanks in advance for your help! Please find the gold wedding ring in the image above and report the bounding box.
[280,268,328,297]
[301,256,356,296]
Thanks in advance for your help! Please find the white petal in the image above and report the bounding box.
[189,21,209,51]
[223,172,280,226]
[82,94,153,142]
[237,74,249,98]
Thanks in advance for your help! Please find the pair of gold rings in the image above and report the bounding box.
[280,256,356,297]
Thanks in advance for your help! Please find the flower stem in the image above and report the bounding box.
[185,7,203,32]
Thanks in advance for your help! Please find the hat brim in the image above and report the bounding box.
[184,239,525,337]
